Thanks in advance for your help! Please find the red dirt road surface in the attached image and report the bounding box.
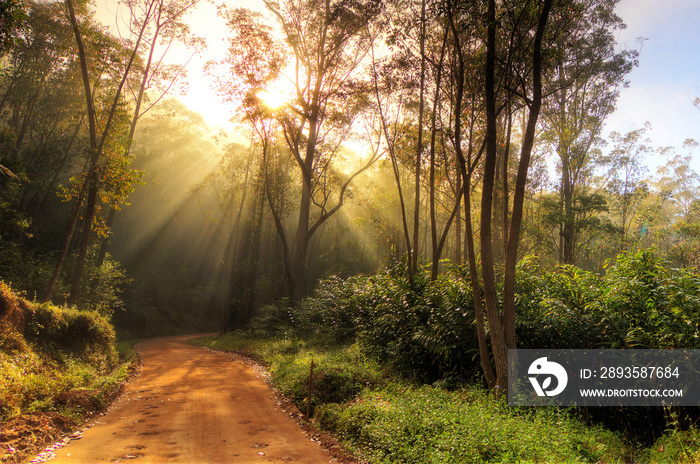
[48,336,335,464]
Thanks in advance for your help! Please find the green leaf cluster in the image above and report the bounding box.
[0,282,125,421]
[517,249,700,350]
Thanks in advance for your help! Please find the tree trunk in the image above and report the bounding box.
[412,0,427,274]
[291,140,314,303]
[455,167,462,265]
[371,49,413,270]
[67,174,98,306]
[501,0,553,357]
[43,176,87,303]
[447,8,496,387]
[429,27,448,280]
[561,152,576,264]
[481,0,509,394]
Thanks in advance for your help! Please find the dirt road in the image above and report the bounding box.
[48,336,335,464]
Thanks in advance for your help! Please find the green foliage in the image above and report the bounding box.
[244,249,700,385]
[325,386,627,463]
[242,261,480,382]
[515,258,607,349]
[353,263,479,382]
[0,0,27,54]
[81,256,131,318]
[644,425,700,463]
[516,250,700,350]
[1,283,129,421]
[24,302,118,368]
[594,249,700,348]
[0,345,131,421]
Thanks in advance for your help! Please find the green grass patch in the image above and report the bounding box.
[0,341,135,421]
[189,332,273,361]
[643,426,700,463]
[324,386,629,463]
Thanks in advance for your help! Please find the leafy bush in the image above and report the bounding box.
[515,259,607,349]
[266,343,382,416]
[254,262,481,383]
[247,303,298,337]
[80,256,131,317]
[592,249,700,349]
[0,281,123,420]
[516,249,700,350]
[24,303,117,369]
[353,263,479,382]
[244,248,700,386]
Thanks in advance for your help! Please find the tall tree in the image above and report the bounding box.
[480,0,553,393]
[655,139,700,219]
[48,0,151,305]
[445,0,492,386]
[215,0,382,302]
[44,0,200,305]
[540,0,637,264]
[606,124,651,252]
[93,0,204,270]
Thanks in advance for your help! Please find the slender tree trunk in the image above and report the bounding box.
[14,76,46,152]
[502,99,513,258]
[371,46,413,270]
[291,141,314,303]
[63,0,153,306]
[481,0,509,394]
[561,151,576,264]
[223,155,252,331]
[93,207,116,270]
[67,174,98,306]
[429,27,448,280]
[502,0,553,353]
[455,167,462,265]
[246,184,265,322]
[448,9,496,387]
[34,114,84,223]
[412,0,427,274]
[43,175,88,302]
[465,176,496,388]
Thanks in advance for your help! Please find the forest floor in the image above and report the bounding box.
[38,335,353,464]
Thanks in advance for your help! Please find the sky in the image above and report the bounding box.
[606,0,700,167]
[96,0,700,169]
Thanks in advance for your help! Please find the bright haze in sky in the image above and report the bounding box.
[97,0,700,166]
[606,0,700,166]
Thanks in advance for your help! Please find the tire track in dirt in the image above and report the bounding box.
[47,335,335,464]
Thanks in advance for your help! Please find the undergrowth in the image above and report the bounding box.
[321,386,628,463]
[0,282,135,422]
[192,251,700,462]
[193,333,639,463]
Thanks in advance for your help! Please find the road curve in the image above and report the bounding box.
[48,335,333,464]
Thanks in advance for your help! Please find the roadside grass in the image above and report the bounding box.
[643,426,700,464]
[191,333,634,463]
[191,334,387,413]
[1,336,138,463]
[0,283,140,423]
[320,386,628,463]
[0,338,136,422]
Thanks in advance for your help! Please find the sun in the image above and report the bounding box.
[257,88,288,110]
